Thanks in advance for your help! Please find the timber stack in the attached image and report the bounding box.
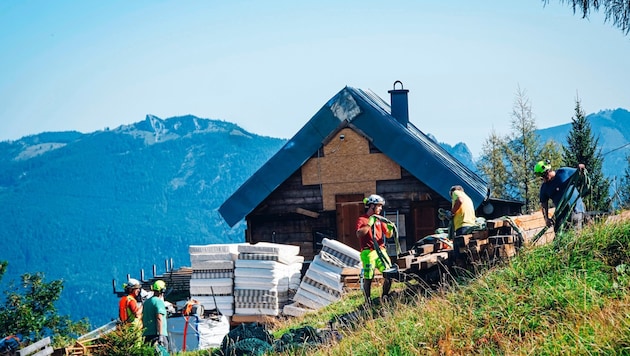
[395,210,555,279]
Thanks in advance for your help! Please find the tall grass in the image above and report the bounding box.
[270,217,630,355]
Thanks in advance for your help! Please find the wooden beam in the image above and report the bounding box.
[295,207,320,218]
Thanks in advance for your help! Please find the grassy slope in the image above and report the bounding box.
[264,216,630,356]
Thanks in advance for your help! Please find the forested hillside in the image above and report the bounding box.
[0,115,286,327]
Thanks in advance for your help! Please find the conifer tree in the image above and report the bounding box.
[504,86,541,213]
[618,155,630,209]
[476,129,510,200]
[562,98,611,212]
[544,0,630,35]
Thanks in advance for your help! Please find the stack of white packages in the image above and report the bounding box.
[188,244,240,317]
[284,238,361,317]
[233,242,303,317]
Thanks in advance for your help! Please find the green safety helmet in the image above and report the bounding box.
[152,280,166,293]
[534,160,551,177]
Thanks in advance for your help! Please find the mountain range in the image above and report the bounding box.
[536,108,630,184]
[0,109,628,327]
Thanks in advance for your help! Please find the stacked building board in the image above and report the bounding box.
[284,238,361,317]
[188,244,240,317]
[233,242,303,317]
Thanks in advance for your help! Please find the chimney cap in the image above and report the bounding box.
[388,80,409,93]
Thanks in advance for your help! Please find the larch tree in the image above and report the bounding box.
[562,97,611,212]
[505,86,541,213]
[539,139,565,169]
[477,129,510,200]
[543,0,630,35]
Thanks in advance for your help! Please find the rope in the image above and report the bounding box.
[368,214,402,269]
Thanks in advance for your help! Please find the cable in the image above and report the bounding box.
[602,142,630,156]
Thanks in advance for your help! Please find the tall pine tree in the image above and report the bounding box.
[562,97,610,212]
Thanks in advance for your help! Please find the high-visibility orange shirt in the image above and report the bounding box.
[118,294,140,322]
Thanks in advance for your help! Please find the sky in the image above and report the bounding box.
[1,1,629,157]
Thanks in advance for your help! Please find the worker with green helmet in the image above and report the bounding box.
[142,280,169,351]
[535,160,586,232]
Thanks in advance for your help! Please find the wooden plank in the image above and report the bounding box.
[18,337,52,356]
[398,250,415,257]
[498,244,517,258]
[488,235,516,245]
[396,255,415,269]
[453,234,471,247]
[415,244,435,256]
[295,207,320,218]
[472,229,489,240]
[515,218,547,231]
[512,208,555,228]
[231,314,276,325]
[341,267,362,276]
[469,238,489,247]
[410,252,449,270]
[78,320,117,341]
[525,227,555,246]
[486,219,507,229]
[606,210,630,224]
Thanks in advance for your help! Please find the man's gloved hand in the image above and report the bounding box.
[386,223,395,233]
[367,215,377,226]
[545,217,554,227]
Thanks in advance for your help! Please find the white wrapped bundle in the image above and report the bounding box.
[189,278,233,295]
[283,302,313,317]
[238,242,300,256]
[188,244,241,254]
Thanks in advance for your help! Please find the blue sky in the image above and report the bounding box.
[1,1,629,156]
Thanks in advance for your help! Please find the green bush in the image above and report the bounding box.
[93,323,155,356]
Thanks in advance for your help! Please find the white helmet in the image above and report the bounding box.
[126,278,141,290]
[364,194,385,206]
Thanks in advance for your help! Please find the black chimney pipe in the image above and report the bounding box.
[388,80,409,126]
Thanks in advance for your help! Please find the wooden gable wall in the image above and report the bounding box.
[245,127,453,261]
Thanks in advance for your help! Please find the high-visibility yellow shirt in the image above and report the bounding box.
[451,190,476,230]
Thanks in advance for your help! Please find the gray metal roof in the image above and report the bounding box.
[219,86,489,227]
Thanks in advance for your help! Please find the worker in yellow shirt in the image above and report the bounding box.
[450,185,476,236]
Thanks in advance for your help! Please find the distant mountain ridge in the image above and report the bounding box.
[0,109,627,327]
[0,115,286,326]
[536,108,630,181]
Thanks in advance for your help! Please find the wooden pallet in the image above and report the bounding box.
[18,337,53,356]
